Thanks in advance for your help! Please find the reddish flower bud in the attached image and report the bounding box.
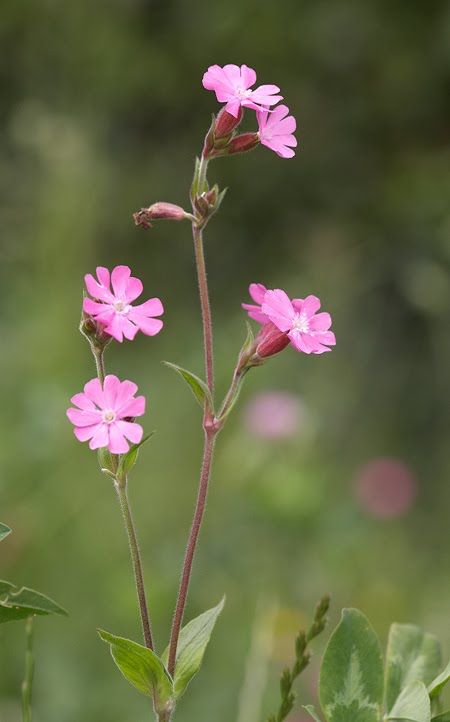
[214,106,243,139]
[227,132,260,156]
[133,202,189,228]
[254,322,290,359]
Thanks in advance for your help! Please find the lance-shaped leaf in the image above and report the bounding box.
[163,362,214,413]
[388,680,431,722]
[0,583,67,624]
[117,432,156,479]
[319,608,383,722]
[304,705,323,721]
[428,660,450,699]
[98,630,173,709]
[385,623,442,712]
[161,597,225,698]
[0,523,11,542]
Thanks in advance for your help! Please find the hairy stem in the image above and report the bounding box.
[192,223,214,394]
[93,347,106,384]
[21,616,34,722]
[116,480,155,650]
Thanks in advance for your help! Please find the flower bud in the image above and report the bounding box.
[254,322,290,359]
[79,309,111,353]
[227,132,259,156]
[214,106,243,139]
[133,202,189,228]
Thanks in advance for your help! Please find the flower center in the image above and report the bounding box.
[292,313,310,333]
[114,300,130,314]
[236,86,252,100]
[102,410,116,424]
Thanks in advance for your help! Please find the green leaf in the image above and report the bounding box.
[304,705,323,721]
[161,597,225,698]
[432,713,450,721]
[0,583,67,624]
[428,660,450,698]
[385,624,442,712]
[117,432,156,479]
[0,523,11,541]
[98,630,173,710]
[319,608,383,722]
[163,362,214,412]
[388,680,431,722]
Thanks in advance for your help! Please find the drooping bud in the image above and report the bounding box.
[79,306,111,354]
[214,106,243,139]
[133,202,191,229]
[254,322,290,359]
[227,132,259,156]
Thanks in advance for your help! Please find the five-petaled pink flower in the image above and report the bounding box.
[202,64,283,118]
[262,289,336,354]
[256,105,297,159]
[67,375,145,454]
[83,266,164,343]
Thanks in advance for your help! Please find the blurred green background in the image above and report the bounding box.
[1,0,449,720]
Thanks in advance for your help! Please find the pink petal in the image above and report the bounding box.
[96,267,110,287]
[131,315,164,337]
[103,374,120,408]
[273,117,297,135]
[121,317,140,341]
[249,283,267,304]
[67,408,102,427]
[111,266,131,298]
[262,289,295,332]
[202,65,226,90]
[88,424,110,450]
[241,303,268,324]
[131,297,164,317]
[302,295,321,317]
[108,424,130,454]
[83,378,105,408]
[114,380,139,411]
[84,274,114,303]
[124,277,143,303]
[309,312,332,331]
[240,64,257,89]
[74,425,98,442]
[118,395,146,419]
[70,393,95,411]
[313,330,336,346]
[104,315,126,342]
[116,420,144,444]
[223,64,241,85]
[224,99,241,118]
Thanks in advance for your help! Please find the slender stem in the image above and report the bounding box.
[93,348,106,384]
[115,479,155,650]
[192,223,214,394]
[21,616,34,722]
[218,367,248,421]
[167,431,215,675]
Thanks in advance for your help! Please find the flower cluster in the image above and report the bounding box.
[242,283,336,358]
[203,63,297,159]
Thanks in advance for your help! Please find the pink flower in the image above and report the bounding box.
[83,266,164,343]
[67,375,145,454]
[241,283,269,324]
[262,289,336,354]
[256,105,297,159]
[202,64,283,118]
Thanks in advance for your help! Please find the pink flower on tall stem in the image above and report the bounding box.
[262,290,335,354]
[67,375,145,454]
[202,64,283,118]
[241,283,269,323]
[257,105,297,159]
[83,266,164,343]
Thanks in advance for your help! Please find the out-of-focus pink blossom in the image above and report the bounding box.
[241,283,269,324]
[256,105,297,159]
[244,391,306,439]
[262,290,335,354]
[354,458,418,519]
[67,375,145,454]
[83,266,164,343]
[202,64,283,118]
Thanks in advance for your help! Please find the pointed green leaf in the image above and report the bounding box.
[388,680,431,722]
[304,705,323,721]
[385,624,442,712]
[319,608,383,722]
[428,660,450,699]
[432,713,450,721]
[117,432,156,479]
[161,597,225,698]
[0,523,11,541]
[0,583,67,624]
[98,630,173,709]
[163,362,214,412]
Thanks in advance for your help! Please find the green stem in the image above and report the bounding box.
[21,616,34,722]
[93,347,106,384]
[115,479,155,650]
[218,367,248,422]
